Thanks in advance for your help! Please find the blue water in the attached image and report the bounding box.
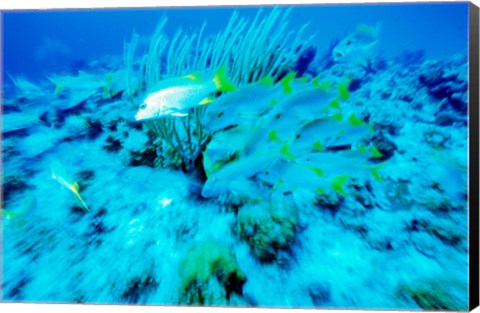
[4,3,468,81]
[1,3,471,310]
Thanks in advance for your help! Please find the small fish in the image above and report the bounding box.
[273,87,337,122]
[135,66,236,121]
[332,23,381,65]
[203,77,280,132]
[253,80,349,149]
[257,160,352,196]
[3,111,46,134]
[103,69,128,98]
[47,71,106,95]
[50,160,90,212]
[7,74,43,97]
[201,154,278,198]
[296,150,384,181]
[1,193,37,220]
[290,112,373,155]
[203,126,261,176]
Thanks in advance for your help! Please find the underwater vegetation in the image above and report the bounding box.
[126,8,314,171]
[2,6,469,310]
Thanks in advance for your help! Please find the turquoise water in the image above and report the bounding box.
[1,3,470,309]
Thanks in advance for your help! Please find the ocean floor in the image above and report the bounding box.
[2,30,469,310]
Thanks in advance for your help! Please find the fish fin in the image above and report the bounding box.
[1,209,14,220]
[54,84,63,95]
[184,72,203,81]
[258,75,274,86]
[105,73,114,83]
[210,161,225,174]
[332,112,343,121]
[171,112,189,117]
[312,76,331,92]
[312,141,325,151]
[280,72,296,94]
[213,65,236,92]
[269,99,279,106]
[357,58,369,69]
[273,180,284,190]
[203,154,213,178]
[280,142,296,161]
[310,167,324,177]
[268,130,280,142]
[348,113,365,126]
[77,196,90,212]
[331,175,350,196]
[329,99,340,109]
[358,145,367,153]
[200,96,214,105]
[370,146,383,158]
[369,164,384,181]
[315,187,326,195]
[368,123,375,133]
[338,80,351,100]
[357,23,381,38]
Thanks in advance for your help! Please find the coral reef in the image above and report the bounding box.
[396,279,467,310]
[237,200,300,263]
[418,55,468,114]
[1,6,469,310]
[178,241,246,305]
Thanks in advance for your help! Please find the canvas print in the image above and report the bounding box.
[1,2,473,310]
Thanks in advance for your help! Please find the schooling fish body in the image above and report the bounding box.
[201,154,278,198]
[289,112,373,155]
[135,66,236,121]
[257,160,352,196]
[332,23,381,65]
[296,149,384,182]
[203,76,281,132]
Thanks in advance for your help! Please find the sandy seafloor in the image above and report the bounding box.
[1,15,470,310]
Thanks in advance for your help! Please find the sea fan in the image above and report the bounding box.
[126,8,315,172]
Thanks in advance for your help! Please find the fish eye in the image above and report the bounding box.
[346,41,352,46]
[139,103,147,110]
[216,112,224,118]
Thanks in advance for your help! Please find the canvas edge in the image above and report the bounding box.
[469,1,480,311]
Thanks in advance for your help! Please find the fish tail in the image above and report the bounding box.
[331,175,350,196]
[1,209,15,220]
[213,65,236,92]
[73,191,90,212]
[370,146,383,159]
[369,163,384,181]
[338,79,351,100]
[280,72,296,94]
[280,141,296,161]
[71,182,90,212]
[258,75,275,87]
[46,76,63,95]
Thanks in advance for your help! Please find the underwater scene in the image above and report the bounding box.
[1,3,470,310]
